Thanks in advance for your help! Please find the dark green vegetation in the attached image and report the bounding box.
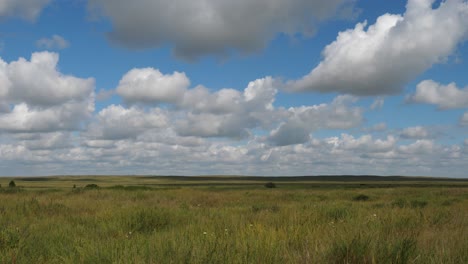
[0,175,467,263]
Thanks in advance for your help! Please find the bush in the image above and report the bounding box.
[84,184,99,189]
[125,208,172,233]
[353,194,370,201]
[8,180,16,188]
[410,199,428,209]
[392,198,407,208]
[264,182,276,188]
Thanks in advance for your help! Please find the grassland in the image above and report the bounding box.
[1,176,467,263]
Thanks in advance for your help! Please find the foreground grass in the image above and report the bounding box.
[0,177,467,263]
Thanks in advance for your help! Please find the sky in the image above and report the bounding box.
[0,0,467,177]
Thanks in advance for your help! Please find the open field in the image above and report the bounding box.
[1,176,467,263]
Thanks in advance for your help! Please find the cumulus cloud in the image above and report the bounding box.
[400,126,429,139]
[86,105,168,140]
[288,0,468,95]
[268,95,363,146]
[116,68,190,105]
[326,134,396,153]
[36,35,70,50]
[88,0,356,59]
[0,0,50,20]
[0,52,95,133]
[0,101,93,133]
[398,139,435,154]
[114,69,278,139]
[174,77,278,138]
[407,80,468,109]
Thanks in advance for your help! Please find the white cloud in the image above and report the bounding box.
[370,98,384,110]
[0,0,50,21]
[88,0,356,60]
[268,95,363,146]
[86,105,168,140]
[0,52,95,133]
[327,134,396,153]
[116,68,190,105]
[460,112,468,126]
[408,80,468,109]
[0,101,93,133]
[175,77,278,138]
[2,52,94,106]
[368,122,387,132]
[398,139,435,154]
[17,132,74,150]
[400,126,429,139]
[288,0,468,95]
[36,35,70,50]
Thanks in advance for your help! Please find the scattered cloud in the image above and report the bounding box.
[370,98,384,110]
[368,122,387,132]
[398,139,435,155]
[36,35,70,50]
[0,0,51,21]
[287,0,468,95]
[400,126,429,139]
[407,80,468,109]
[268,95,363,146]
[88,0,356,60]
[460,112,468,126]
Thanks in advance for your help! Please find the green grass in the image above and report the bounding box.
[0,176,467,263]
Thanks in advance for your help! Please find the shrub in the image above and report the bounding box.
[392,198,407,208]
[264,182,276,188]
[410,199,427,209]
[8,180,16,188]
[84,184,99,189]
[125,208,172,233]
[353,194,370,201]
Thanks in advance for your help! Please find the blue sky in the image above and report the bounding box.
[0,0,467,177]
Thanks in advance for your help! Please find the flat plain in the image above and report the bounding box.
[1,175,467,263]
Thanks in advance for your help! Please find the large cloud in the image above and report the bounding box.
[88,0,355,59]
[0,52,95,133]
[288,0,468,95]
[407,80,468,109]
[0,0,50,20]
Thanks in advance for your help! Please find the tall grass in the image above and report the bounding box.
[0,183,467,263]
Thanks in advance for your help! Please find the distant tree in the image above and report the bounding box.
[9,180,16,188]
[264,182,276,188]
